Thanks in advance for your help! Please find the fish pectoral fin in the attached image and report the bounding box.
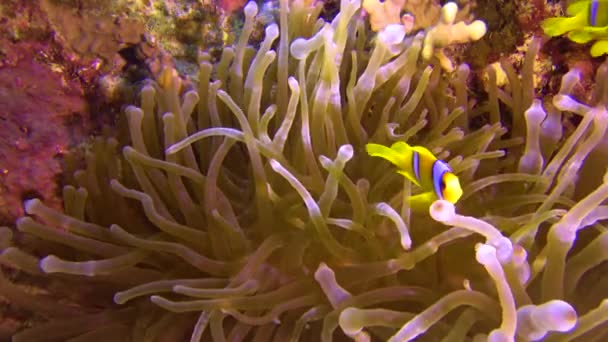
[406,192,437,212]
[397,170,421,187]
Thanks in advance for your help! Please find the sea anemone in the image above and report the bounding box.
[3,0,608,341]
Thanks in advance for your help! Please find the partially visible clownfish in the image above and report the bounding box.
[590,0,608,27]
[541,0,608,56]
[542,0,608,36]
[366,141,463,210]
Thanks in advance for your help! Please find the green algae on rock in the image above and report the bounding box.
[3,0,608,341]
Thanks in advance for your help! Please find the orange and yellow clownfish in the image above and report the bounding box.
[366,141,463,209]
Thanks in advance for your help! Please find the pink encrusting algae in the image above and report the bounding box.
[2,0,608,341]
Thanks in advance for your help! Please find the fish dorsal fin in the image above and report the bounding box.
[567,0,590,16]
[390,141,412,154]
[410,145,437,161]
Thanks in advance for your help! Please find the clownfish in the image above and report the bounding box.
[541,0,608,56]
[366,141,463,209]
[542,0,608,37]
[590,0,608,27]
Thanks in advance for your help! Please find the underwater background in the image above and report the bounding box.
[1,0,608,340]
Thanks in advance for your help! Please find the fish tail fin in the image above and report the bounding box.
[541,15,587,37]
[365,143,403,167]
